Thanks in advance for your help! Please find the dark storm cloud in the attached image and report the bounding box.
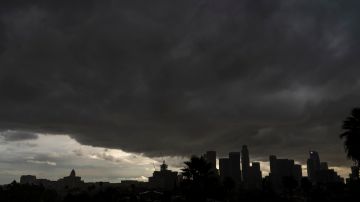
[0,0,359,165]
[0,130,38,141]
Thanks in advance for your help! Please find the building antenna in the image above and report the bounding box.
[153,162,156,171]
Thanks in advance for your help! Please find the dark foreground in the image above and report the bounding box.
[1,180,360,202]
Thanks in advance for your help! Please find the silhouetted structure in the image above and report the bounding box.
[219,152,242,184]
[314,169,343,184]
[247,162,262,189]
[240,145,263,189]
[320,162,329,170]
[306,151,343,184]
[148,161,178,191]
[269,155,302,192]
[19,169,84,189]
[9,147,360,202]
[229,152,241,184]
[204,151,217,172]
[219,158,231,180]
[57,169,84,188]
[241,145,250,183]
[307,151,321,181]
[20,175,36,184]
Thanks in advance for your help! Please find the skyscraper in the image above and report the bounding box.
[320,162,329,170]
[229,152,241,183]
[307,151,321,180]
[248,162,262,189]
[293,164,302,183]
[269,155,277,174]
[268,155,302,192]
[205,151,217,171]
[219,158,231,180]
[241,145,250,182]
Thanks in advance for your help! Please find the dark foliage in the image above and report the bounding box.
[181,155,223,201]
[1,179,360,202]
[340,108,360,168]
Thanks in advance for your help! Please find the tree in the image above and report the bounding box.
[340,108,360,173]
[181,155,219,201]
[182,156,213,182]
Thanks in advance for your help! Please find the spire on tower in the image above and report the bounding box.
[70,169,76,177]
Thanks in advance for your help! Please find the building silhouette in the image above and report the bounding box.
[247,162,262,189]
[204,151,217,172]
[306,151,343,184]
[16,147,353,197]
[219,152,242,184]
[315,169,343,184]
[307,151,321,181]
[57,169,84,188]
[269,155,302,192]
[320,162,329,170]
[241,145,250,183]
[20,175,37,184]
[20,169,84,189]
[240,145,263,189]
[229,152,242,183]
[148,161,178,191]
[219,158,231,180]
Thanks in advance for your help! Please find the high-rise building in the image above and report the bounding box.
[240,146,263,189]
[269,155,277,174]
[315,169,343,184]
[268,155,302,192]
[241,145,250,182]
[219,158,231,180]
[306,151,344,184]
[293,164,302,183]
[229,152,241,183]
[247,162,262,189]
[307,151,321,180]
[320,162,329,170]
[205,151,217,171]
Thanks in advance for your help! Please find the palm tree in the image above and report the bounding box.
[182,155,213,181]
[181,155,217,201]
[340,108,360,174]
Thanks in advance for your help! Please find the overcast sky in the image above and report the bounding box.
[0,0,359,183]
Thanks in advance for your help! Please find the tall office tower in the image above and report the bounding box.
[205,151,217,170]
[293,164,303,183]
[268,156,302,192]
[248,162,262,189]
[241,145,250,181]
[320,162,329,170]
[269,155,277,174]
[307,151,321,180]
[229,152,241,183]
[219,158,231,180]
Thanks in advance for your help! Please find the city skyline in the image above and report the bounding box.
[1,0,360,190]
[0,136,353,185]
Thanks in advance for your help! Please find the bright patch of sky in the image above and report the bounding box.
[0,133,182,184]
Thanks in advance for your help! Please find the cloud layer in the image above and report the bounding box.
[0,1,359,166]
[0,134,170,184]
